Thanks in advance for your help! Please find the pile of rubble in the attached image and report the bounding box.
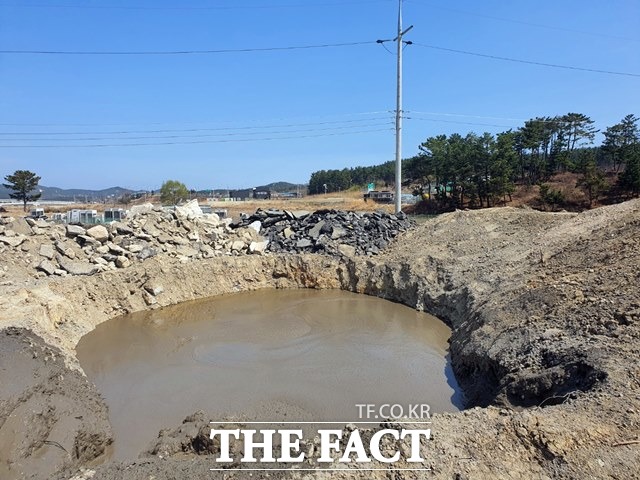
[0,201,265,279]
[0,202,413,280]
[232,208,413,256]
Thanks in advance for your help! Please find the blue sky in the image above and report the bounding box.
[1,0,638,190]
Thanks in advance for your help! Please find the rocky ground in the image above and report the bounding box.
[1,199,639,479]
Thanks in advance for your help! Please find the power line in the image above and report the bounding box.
[407,111,589,125]
[0,117,393,136]
[0,111,391,128]
[0,41,375,55]
[406,0,639,43]
[0,111,586,134]
[4,39,635,79]
[408,111,528,122]
[0,127,393,148]
[0,122,393,141]
[407,113,613,129]
[412,42,640,78]
[407,116,514,129]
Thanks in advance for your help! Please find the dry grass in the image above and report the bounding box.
[209,191,394,220]
[1,191,395,222]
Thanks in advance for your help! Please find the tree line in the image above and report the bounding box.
[308,113,640,209]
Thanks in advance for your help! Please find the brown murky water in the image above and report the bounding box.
[77,289,462,460]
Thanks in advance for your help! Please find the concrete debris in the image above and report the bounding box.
[144,282,164,296]
[174,199,203,220]
[56,254,98,276]
[86,225,110,243]
[38,244,55,260]
[231,240,245,252]
[248,220,262,233]
[0,234,26,248]
[37,259,57,276]
[0,205,406,280]
[115,256,130,269]
[137,247,156,261]
[66,224,87,237]
[249,240,269,255]
[128,203,155,217]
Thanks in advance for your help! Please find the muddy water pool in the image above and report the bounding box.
[77,289,463,460]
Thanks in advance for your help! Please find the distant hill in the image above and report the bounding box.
[203,181,307,196]
[0,181,307,202]
[0,185,135,202]
[264,182,306,193]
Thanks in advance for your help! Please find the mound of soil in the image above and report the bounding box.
[1,199,639,479]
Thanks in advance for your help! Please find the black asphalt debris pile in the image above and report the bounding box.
[232,208,413,256]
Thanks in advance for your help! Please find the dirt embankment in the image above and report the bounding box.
[1,200,639,479]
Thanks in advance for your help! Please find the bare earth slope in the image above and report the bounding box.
[0,199,639,479]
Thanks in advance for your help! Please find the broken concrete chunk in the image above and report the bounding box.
[142,290,157,305]
[127,244,144,253]
[231,240,245,251]
[96,245,110,255]
[248,221,262,234]
[198,214,220,228]
[175,199,203,220]
[296,238,313,249]
[27,218,49,229]
[38,244,55,260]
[86,225,109,243]
[56,254,98,276]
[331,227,347,240]
[171,236,189,246]
[55,242,76,259]
[338,244,357,257]
[115,256,130,268]
[37,259,57,275]
[176,245,199,257]
[144,282,164,296]
[157,234,172,244]
[112,222,134,235]
[249,240,269,255]
[78,234,101,247]
[292,210,310,220]
[308,221,325,240]
[34,219,50,229]
[137,247,156,261]
[107,243,126,255]
[66,225,86,237]
[129,203,154,216]
[0,235,26,248]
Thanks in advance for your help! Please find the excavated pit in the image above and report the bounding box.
[76,288,463,461]
[2,200,639,479]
